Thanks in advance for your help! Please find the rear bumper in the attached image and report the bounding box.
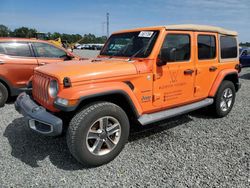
[15,92,63,136]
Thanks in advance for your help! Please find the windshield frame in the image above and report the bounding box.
[100,30,160,58]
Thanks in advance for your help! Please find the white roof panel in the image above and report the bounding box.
[164,24,237,36]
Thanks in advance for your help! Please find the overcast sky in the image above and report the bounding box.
[0,0,249,42]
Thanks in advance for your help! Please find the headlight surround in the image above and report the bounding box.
[48,80,59,98]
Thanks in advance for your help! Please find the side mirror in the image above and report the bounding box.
[157,47,177,66]
[157,48,170,66]
[67,52,74,58]
[157,58,167,66]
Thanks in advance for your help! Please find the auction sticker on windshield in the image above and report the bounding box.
[138,31,154,38]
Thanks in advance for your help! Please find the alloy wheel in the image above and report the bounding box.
[220,88,233,112]
[86,116,121,156]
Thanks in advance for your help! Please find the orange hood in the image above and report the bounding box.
[35,59,138,83]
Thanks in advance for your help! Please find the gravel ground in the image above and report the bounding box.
[0,65,249,187]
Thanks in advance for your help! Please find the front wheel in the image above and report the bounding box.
[212,80,236,117]
[67,102,130,167]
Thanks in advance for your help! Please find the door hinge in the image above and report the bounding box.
[153,73,161,81]
[195,69,198,75]
[153,94,161,101]
[194,86,200,94]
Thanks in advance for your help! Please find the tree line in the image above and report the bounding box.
[240,42,250,47]
[0,24,107,44]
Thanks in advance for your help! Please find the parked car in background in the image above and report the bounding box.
[82,44,91,49]
[75,43,104,50]
[0,38,80,107]
[76,44,83,49]
[74,43,81,49]
[240,48,250,67]
[91,44,104,50]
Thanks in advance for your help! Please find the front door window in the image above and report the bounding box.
[33,42,67,58]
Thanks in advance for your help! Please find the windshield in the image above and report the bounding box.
[100,31,159,58]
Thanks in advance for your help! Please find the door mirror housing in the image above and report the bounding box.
[157,48,169,66]
[157,58,167,66]
[67,52,75,58]
[157,47,177,66]
[63,52,75,60]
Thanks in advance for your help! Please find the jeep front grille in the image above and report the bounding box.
[32,72,56,111]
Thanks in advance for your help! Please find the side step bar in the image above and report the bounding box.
[138,98,214,125]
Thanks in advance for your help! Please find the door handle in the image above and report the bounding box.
[0,60,5,65]
[209,66,217,72]
[184,69,194,75]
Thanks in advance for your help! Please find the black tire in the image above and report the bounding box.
[67,102,130,167]
[212,80,236,118]
[0,82,8,107]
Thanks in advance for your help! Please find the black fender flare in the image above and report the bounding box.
[54,90,140,118]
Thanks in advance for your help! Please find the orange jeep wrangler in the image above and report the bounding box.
[15,25,241,166]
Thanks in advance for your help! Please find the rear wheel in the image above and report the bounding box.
[212,80,236,117]
[67,102,129,167]
[0,83,8,107]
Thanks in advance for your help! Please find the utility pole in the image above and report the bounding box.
[106,12,109,38]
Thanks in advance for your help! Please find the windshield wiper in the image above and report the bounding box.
[127,47,146,61]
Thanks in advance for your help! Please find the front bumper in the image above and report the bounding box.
[15,92,63,136]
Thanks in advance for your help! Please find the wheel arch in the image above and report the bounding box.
[55,82,143,120]
[76,91,140,122]
[56,90,141,123]
[209,70,240,97]
[223,73,239,91]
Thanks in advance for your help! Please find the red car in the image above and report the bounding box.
[0,38,80,107]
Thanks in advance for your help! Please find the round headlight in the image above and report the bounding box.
[48,80,58,98]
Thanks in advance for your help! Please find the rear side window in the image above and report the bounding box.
[33,42,67,58]
[198,35,216,60]
[220,36,237,59]
[0,42,32,57]
[161,34,190,62]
